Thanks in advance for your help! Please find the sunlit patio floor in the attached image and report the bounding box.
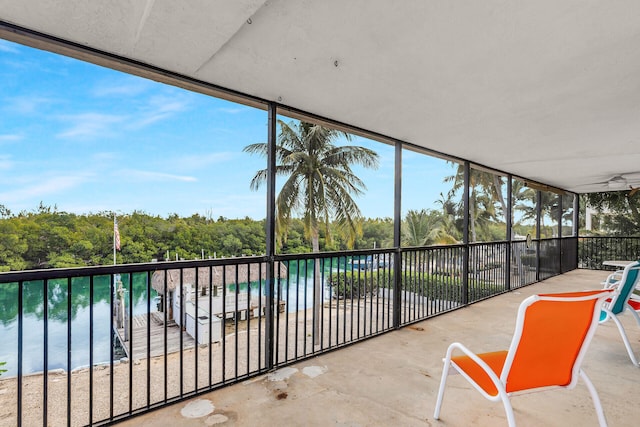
[117,269,640,427]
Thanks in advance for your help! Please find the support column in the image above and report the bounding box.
[393,142,402,328]
[574,194,580,268]
[462,162,470,305]
[506,174,513,290]
[536,190,542,281]
[558,194,563,273]
[264,102,277,370]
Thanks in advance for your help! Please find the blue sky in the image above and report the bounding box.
[0,39,456,220]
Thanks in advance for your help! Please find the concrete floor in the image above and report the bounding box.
[117,269,640,427]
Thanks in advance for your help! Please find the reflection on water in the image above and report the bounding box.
[0,274,156,377]
[0,257,352,377]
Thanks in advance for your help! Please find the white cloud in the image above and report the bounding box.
[172,152,236,171]
[56,113,126,138]
[0,134,22,142]
[217,106,249,114]
[92,152,118,162]
[54,91,191,138]
[121,169,197,182]
[0,155,14,170]
[0,174,89,203]
[0,40,20,53]
[128,96,190,129]
[92,77,151,97]
[4,96,56,114]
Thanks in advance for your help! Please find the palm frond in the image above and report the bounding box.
[249,169,269,191]
[244,119,377,251]
[324,146,379,169]
[242,142,268,155]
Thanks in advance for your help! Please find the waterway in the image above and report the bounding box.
[0,256,366,377]
[0,274,154,377]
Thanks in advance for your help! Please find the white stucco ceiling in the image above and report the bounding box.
[2,0,640,193]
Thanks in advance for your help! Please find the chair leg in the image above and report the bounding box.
[499,393,516,427]
[580,370,608,427]
[609,313,640,366]
[627,305,640,326]
[433,360,451,420]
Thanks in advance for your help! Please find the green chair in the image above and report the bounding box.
[600,261,640,366]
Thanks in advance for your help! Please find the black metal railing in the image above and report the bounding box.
[272,250,396,366]
[468,242,508,303]
[0,238,579,426]
[0,259,279,426]
[510,240,537,288]
[578,236,640,269]
[400,245,465,323]
[539,238,561,281]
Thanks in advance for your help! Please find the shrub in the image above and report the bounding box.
[328,269,498,303]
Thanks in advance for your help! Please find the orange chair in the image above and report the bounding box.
[433,289,612,427]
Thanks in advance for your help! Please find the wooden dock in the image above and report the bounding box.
[114,312,197,360]
[113,296,285,360]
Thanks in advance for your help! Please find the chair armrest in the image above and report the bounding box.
[602,271,623,289]
[444,342,505,400]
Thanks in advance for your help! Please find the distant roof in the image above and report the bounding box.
[151,262,288,293]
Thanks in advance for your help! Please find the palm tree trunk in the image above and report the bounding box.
[492,175,512,238]
[312,234,321,346]
[470,189,477,242]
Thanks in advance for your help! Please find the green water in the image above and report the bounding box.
[0,273,156,377]
[0,256,353,377]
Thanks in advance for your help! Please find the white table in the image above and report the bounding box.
[601,260,640,291]
[602,260,635,268]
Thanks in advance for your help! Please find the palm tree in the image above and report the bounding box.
[512,180,537,232]
[434,192,462,244]
[513,184,561,237]
[402,208,459,246]
[244,119,379,342]
[402,209,435,247]
[444,164,506,242]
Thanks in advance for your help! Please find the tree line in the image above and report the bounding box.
[0,205,258,271]
[2,193,635,272]
[0,204,396,271]
[0,200,555,273]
